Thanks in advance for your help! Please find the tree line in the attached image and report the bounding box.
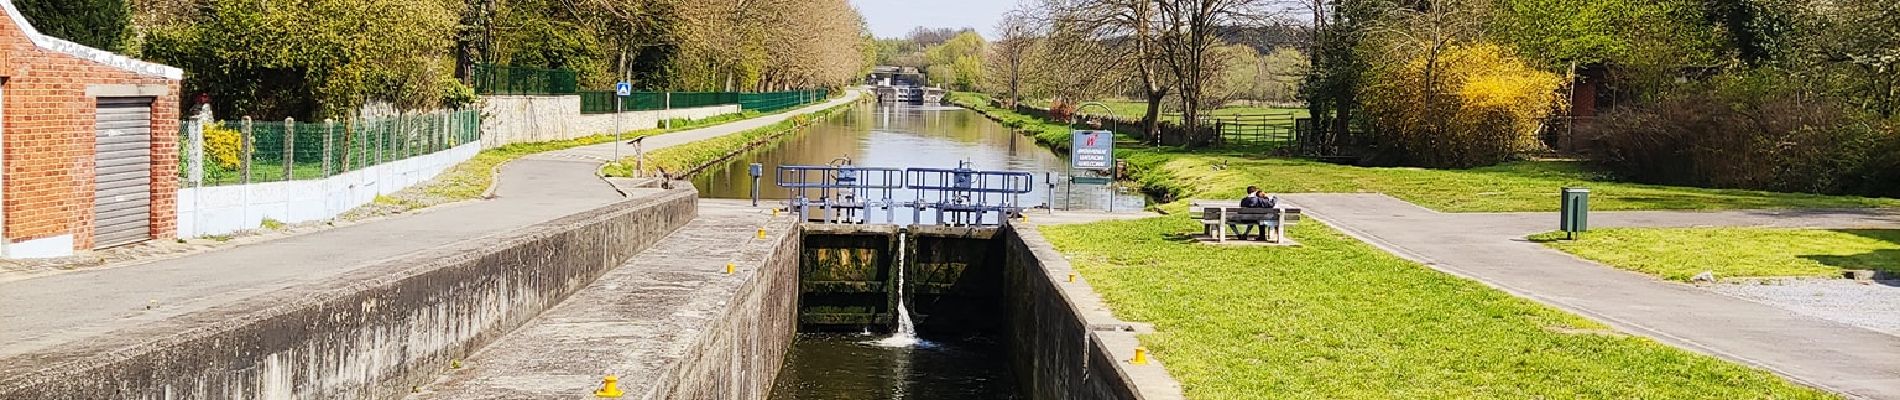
[15,0,870,120]
[1303,0,1899,195]
[977,0,1316,144]
[972,0,1899,197]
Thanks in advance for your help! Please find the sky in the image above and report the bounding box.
[850,0,1017,39]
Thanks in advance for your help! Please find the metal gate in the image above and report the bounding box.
[93,97,154,248]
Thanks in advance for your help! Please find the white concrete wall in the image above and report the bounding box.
[175,142,482,238]
[479,95,739,148]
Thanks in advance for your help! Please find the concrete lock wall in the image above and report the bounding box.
[789,224,1164,399]
[480,95,740,147]
[639,216,802,399]
[1003,224,1147,400]
[0,188,699,400]
[175,141,483,238]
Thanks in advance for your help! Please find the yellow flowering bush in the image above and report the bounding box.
[1362,43,1563,167]
[204,122,244,170]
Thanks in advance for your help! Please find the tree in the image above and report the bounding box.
[925,31,987,90]
[1038,0,1173,139]
[1023,6,1134,112]
[1153,0,1281,145]
[1209,43,1260,106]
[16,0,130,51]
[988,9,1040,107]
[1256,47,1309,103]
[142,0,468,119]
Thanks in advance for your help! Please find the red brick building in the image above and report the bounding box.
[0,2,182,258]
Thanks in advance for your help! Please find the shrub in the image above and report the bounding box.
[204,122,244,170]
[1581,72,1900,196]
[1360,43,1564,168]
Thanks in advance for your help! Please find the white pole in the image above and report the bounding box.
[613,95,622,163]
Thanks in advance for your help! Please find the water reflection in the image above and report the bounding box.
[693,104,1147,214]
[766,334,1022,400]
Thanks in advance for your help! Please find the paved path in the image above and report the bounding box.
[1283,193,1900,399]
[0,92,859,357]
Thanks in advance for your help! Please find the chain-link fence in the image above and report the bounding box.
[178,110,482,186]
[579,89,829,115]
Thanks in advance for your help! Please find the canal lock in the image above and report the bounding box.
[771,224,1020,399]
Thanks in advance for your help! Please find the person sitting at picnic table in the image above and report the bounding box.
[1229,186,1268,237]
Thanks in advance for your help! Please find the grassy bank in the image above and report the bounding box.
[962,92,1836,398]
[601,98,854,178]
[950,93,1900,212]
[1534,228,1900,280]
[1042,218,1835,399]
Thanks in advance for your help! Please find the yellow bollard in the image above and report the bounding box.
[757,227,767,239]
[772,208,781,217]
[726,263,736,274]
[1067,272,1076,283]
[595,375,624,398]
[450,359,462,369]
[1132,347,1149,365]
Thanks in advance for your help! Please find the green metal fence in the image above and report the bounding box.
[741,89,830,113]
[179,110,482,186]
[473,64,578,95]
[579,89,828,115]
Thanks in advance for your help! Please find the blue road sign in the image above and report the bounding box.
[615,82,633,97]
[1070,130,1114,171]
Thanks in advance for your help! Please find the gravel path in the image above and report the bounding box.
[1708,280,1900,337]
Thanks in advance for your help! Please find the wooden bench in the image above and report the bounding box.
[1188,200,1302,243]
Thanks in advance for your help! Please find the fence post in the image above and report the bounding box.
[440,110,450,152]
[374,116,385,166]
[323,119,335,177]
[186,113,204,188]
[283,117,296,180]
[241,116,253,184]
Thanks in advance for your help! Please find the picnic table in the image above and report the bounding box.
[1187,199,1303,244]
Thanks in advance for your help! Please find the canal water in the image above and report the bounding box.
[693,104,1146,223]
[694,104,1136,399]
[766,334,1022,399]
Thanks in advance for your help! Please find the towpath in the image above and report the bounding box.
[0,91,860,357]
[1283,193,1900,399]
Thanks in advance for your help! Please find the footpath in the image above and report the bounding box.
[0,91,860,357]
[1284,193,1900,399]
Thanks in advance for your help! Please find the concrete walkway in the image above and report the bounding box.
[0,92,859,357]
[1283,193,1900,399]
[410,199,794,399]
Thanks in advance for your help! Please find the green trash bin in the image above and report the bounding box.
[1560,187,1590,238]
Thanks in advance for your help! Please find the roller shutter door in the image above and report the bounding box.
[93,97,154,248]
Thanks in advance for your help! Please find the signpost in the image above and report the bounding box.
[1066,129,1115,211]
[1070,130,1115,171]
[614,82,632,161]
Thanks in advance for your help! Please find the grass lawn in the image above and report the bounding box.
[952,92,1900,212]
[1042,217,1836,399]
[1533,228,1900,280]
[1127,153,1900,212]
